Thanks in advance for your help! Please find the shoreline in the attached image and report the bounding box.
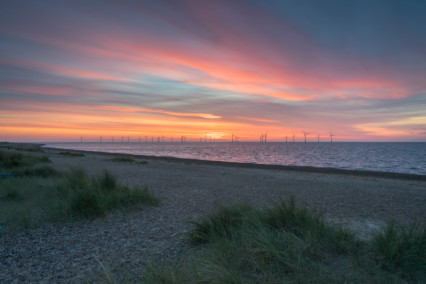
[1,143,425,282]
[42,146,426,181]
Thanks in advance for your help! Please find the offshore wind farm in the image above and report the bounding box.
[45,141,426,175]
[1,0,426,283]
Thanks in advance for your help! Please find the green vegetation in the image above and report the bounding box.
[0,149,159,233]
[0,177,55,231]
[144,199,425,283]
[4,187,21,200]
[0,145,44,153]
[59,151,85,157]
[14,166,60,178]
[108,157,135,163]
[0,150,51,169]
[373,223,426,281]
[53,168,159,218]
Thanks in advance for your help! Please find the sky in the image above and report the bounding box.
[1,0,425,142]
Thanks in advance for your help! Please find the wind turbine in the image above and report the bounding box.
[329,132,335,143]
[303,131,309,143]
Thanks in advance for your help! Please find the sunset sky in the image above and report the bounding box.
[1,0,425,142]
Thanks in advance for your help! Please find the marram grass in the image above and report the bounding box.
[1,152,159,232]
[143,199,425,284]
[59,151,85,157]
[53,168,159,218]
[108,157,135,163]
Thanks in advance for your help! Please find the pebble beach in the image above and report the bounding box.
[1,146,425,282]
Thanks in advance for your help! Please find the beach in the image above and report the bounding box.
[1,146,425,282]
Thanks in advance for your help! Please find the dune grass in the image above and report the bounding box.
[108,157,135,163]
[373,223,426,281]
[0,177,57,231]
[143,199,425,283]
[53,168,159,218]
[0,168,159,232]
[0,150,51,169]
[0,150,61,231]
[0,145,45,153]
[0,149,159,233]
[59,151,85,157]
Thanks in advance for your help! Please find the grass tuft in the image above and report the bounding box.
[37,156,51,163]
[1,164,159,232]
[144,199,424,283]
[108,157,135,163]
[189,204,253,244]
[100,170,117,191]
[0,150,51,169]
[55,168,159,218]
[14,166,60,178]
[373,222,426,281]
[59,151,85,157]
[4,187,21,200]
[0,145,44,153]
[0,151,24,168]
[70,190,103,218]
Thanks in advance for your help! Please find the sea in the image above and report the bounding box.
[44,142,426,176]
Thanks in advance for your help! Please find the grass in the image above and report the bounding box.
[4,187,21,200]
[0,177,56,231]
[52,168,159,218]
[14,166,61,178]
[0,148,159,233]
[108,157,135,163]
[0,150,57,179]
[0,145,44,153]
[0,150,51,169]
[373,223,426,281]
[59,151,85,157]
[0,168,159,232]
[143,199,425,283]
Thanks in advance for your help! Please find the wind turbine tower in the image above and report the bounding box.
[303,131,309,143]
[330,132,335,143]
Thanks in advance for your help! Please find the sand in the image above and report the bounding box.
[1,146,425,282]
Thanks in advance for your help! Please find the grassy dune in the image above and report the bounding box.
[144,199,425,283]
[0,150,159,233]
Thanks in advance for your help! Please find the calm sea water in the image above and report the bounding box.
[45,142,426,175]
